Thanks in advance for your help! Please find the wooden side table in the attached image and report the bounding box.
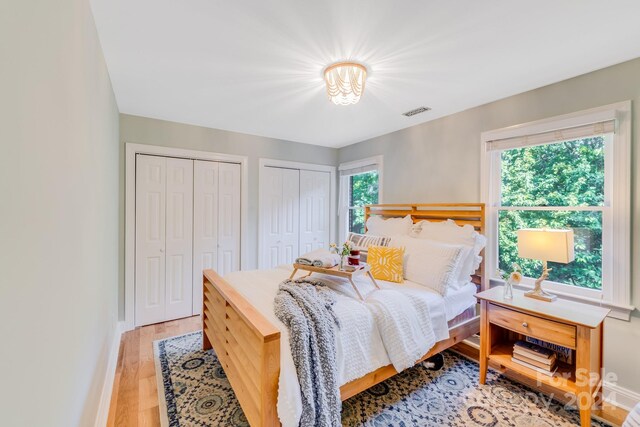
[476,287,609,427]
[289,262,380,300]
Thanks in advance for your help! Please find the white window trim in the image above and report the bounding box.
[338,155,383,242]
[480,101,633,320]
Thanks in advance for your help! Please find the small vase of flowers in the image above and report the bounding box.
[330,241,353,271]
[497,263,522,300]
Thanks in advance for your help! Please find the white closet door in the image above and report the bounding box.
[217,162,241,276]
[260,167,300,268]
[193,160,218,315]
[281,168,300,264]
[261,167,283,269]
[299,170,331,254]
[135,155,167,327]
[164,158,194,321]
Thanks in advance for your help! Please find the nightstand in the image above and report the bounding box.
[476,287,609,427]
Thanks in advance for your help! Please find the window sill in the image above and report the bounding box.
[488,278,635,321]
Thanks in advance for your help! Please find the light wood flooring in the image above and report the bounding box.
[107,317,628,427]
[107,315,201,427]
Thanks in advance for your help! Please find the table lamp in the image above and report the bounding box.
[517,228,575,302]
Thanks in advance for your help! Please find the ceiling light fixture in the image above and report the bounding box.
[324,62,367,105]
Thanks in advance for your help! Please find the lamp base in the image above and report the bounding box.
[524,288,557,302]
[524,261,557,302]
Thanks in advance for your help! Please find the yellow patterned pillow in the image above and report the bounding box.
[368,245,404,283]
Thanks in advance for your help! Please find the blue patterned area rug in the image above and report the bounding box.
[154,332,608,427]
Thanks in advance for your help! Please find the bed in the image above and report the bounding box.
[202,203,485,426]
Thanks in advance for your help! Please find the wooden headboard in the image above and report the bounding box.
[364,203,486,290]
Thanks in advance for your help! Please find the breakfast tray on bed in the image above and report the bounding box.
[289,262,380,300]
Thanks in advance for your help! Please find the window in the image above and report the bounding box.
[346,170,379,233]
[339,156,383,239]
[482,102,632,319]
[498,136,607,293]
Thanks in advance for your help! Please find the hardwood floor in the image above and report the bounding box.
[107,316,201,427]
[107,317,628,427]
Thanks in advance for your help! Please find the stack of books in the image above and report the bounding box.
[511,341,558,376]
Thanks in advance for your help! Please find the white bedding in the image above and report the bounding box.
[366,289,437,372]
[222,266,477,427]
[444,282,478,321]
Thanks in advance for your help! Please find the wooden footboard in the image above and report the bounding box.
[202,269,280,427]
[203,269,480,426]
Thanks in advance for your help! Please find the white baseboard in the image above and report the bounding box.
[604,381,640,412]
[94,321,125,427]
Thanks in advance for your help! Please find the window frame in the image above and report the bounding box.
[481,102,633,320]
[338,155,383,242]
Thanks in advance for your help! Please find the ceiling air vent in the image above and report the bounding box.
[402,106,431,117]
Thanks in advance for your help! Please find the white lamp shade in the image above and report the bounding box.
[517,228,575,263]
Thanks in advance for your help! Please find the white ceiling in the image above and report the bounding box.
[91,0,640,148]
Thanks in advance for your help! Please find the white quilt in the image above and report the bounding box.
[223,266,460,427]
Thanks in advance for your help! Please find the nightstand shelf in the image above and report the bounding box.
[489,342,577,394]
[476,287,609,427]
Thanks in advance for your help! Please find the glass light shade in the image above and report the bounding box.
[324,62,367,105]
[517,228,575,263]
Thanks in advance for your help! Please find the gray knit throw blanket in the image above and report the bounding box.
[274,277,341,427]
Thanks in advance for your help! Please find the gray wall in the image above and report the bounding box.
[0,0,120,425]
[339,57,640,397]
[119,114,338,317]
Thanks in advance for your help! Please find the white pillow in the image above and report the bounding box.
[418,219,486,284]
[390,235,466,296]
[365,214,413,237]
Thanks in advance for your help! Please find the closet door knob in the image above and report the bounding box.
[522,322,528,328]
[160,248,164,253]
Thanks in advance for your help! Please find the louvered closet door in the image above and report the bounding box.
[217,162,241,276]
[135,155,167,326]
[299,170,331,254]
[164,158,194,321]
[193,160,218,315]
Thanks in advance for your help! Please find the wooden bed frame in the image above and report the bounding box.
[202,203,485,426]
